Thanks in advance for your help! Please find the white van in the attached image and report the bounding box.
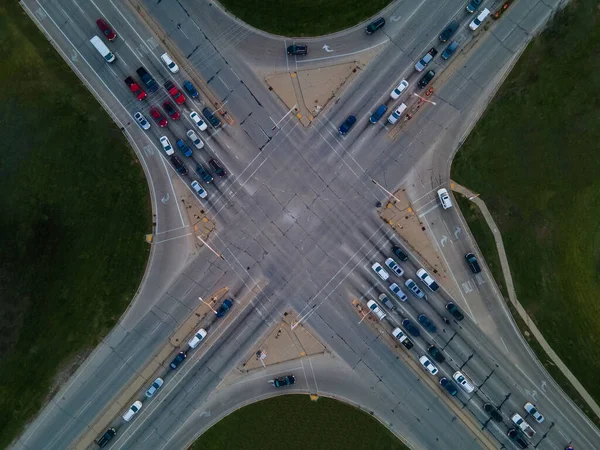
[90,36,115,63]
[388,103,407,124]
[161,53,179,73]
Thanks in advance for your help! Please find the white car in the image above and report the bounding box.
[122,400,143,422]
[191,180,208,198]
[384,257,404,277]
[145,377,164,398]
[416,268,440,292]
[371,262,389,281]
[190,111,208,131]
[366,299,386,320]
[188,328,207,349]
[134,112,150,130]
[186,130,204,149]
[524,402,545,423]
[469,8,490,30]
[390,80,409,99]
[419,356,438,375]
[161,53,179,73]
[437,188,453,209]
[159,136,174,156]
[453,371,475,393]
[389,283,408,301]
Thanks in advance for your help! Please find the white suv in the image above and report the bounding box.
[416,268,439,292]
[453,371,475,393]
[367,299,386,320]
[371,262,389,280]
[437,188,453,209]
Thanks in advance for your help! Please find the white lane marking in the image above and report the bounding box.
[298,41,388,63]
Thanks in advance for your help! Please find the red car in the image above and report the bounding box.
[164,80,185,105]
[124,77,146,101]
[149,107,168,127]
[96,19,117,41]
[163,101,180,120]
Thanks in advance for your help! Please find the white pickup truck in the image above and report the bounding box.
[511,413,535,438]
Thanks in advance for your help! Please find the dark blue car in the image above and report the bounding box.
[169,351,186,370]
[339,115,356,135]
[402,319,420,337]
[195,164,213,184]
[183,80,199,98]
[216,299,233,317]
[440,377,458,396]
[176,139,192,157]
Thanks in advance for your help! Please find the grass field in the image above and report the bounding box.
[190,395,408,450]
[452,0,600,411]
[0,3,151,447]
[219,0,392,36]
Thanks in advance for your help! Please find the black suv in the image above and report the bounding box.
[365,17,385,34]
[170,156,188,175]
[202,107,222,128]
[445,302,464,321]
[392,245,409,261]
[465,253,481,273]
[209,158,227,177]
[483,403,502,422]
[418,70,435,88]
[402,319,420,337]
[507,429,529,448]
[439,20,459,42]
[97,428,116,448]
[427,345,445,363]
[136,66,158,92]
[287,45,308,56]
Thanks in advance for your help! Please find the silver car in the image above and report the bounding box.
[405,279,425,298]
[145,377,164,398]
[133,112,150,130]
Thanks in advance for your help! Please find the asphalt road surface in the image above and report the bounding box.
[14,0,597,449]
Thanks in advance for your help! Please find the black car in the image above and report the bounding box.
[170,156,188,175]
[136,66,158,92]
[418,70,435,88]
[97,428,116,448]
[170,351,186,369]
[439,20,459,42]
[365,17,385,34]
[402,319,420,337]
[445,302,464,321]
[196,164,213,184]
[273,374,296,387]
[465,253,481,273]
[427,345,445,363]
[418,314,437,333]
[439,377,457,396]
[287,45,308,56]
[339,115,356,135]
[392,245,409,261]
[483,403,503,422]
[202,107,222,128]
[209,158,227,177]
[507,429,529,448]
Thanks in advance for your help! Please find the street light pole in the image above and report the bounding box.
[196,236,224,260]
[199,296,218,314]
[413,92,437,105]
[371,179,403,204]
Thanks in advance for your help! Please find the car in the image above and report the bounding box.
[365,17,385,34]
[150,107,168,127]
[161,53,179,73]
[415,48,438,72]
[419,355,438,375]
[390,80,409,99]
[187,130,204,149]
[97,428,116,447]
[438,188,452,209]
[183,80,199,98]
[511,413,536,438]
[136,66,158,93]
[446,302,464,321]
[273,375,296,387]
[202,107,222,128]
[391,327,414,349]
[371,262,389,280]
[389,283,408,301]
[191,180,208,199]
[176,138,192,157]
[170,156,188,175]
[439,377,458,396]
[453,371,475,393]
[188,328,207,348]
[402,319,420,337]
[209,158,227,177]
[416,268,439,292]
[484,403,503,422]
[190,111,208,131]
[160,136,174,156]
[507,429,529,449]
[367,299,386,320]
[469,8,490,30]
[524,402,545,423]
[287,45,307,55]
[418,70,435,88]
[384,257,404,277]
[339,115,356,135]
[163,101,180,120]
[145,377,164,398]
[465,253,481,273]
[439,20,459,42]
[427,345,445,363]
[169,351,186,369]
[195,164,213,184]
[466,0,483,13]
[124,77,147,101]
[378,293,395,310]
[405,279,425,298]
[164,80,186,105]
[370,104,387,123]
[392,245,408,261]
[216,298,233,317]
[418,314,437,333]
[122,400,143,422]
[134,112,151,130]
[96,18,116,41]
[387,103,407,125]
[441,41,459,60]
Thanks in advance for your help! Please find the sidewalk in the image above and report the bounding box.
[451,180,600,420]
